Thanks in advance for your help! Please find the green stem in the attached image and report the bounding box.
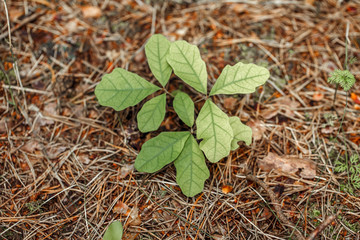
[332,83,339,117]
[163,88,174,98]
[0,60,16,106]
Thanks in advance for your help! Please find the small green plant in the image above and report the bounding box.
[326,35,358,196]
[95,34,269,197]
[334,154,360,195]
[103,220,123,240]
[25,200,43,213]
[328,69,356,92]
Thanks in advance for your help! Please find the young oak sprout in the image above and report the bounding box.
[95,34,270,197]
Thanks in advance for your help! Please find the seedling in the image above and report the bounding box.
[327,33,358,196]
[95,34,269,197]
[334,154,360,195]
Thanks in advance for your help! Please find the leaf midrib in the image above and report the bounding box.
[137,133,189,170]
[215,65,268,90]
[174,42,206,93]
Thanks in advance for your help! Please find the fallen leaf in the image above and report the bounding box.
[81,6,102,18]
[221,185,233,194]
[78,154,90,165]
[128,207,141,226]
[122,233,138,240]
[175,27,188,37]
[119,164,134,179]
[0,118,12,133]
[73,105,85,118]
[261,107,279,119]
[46,147,67,159]
[258,152,316,179]
[305,0,316,6]
[231,4,247,13]
[44,102,58,116]
[275,97,300,117]
[223,97,237,111]
[351,93,360,104]
[20,162,30,171]
[321,126,334,134]
[88,110,99,119]
[9,8,23,21]
[21,140,41,153]
[212,234,226,240]
[113,201,129,214]
[261,207,272,220]
[134,49,146,63]
[323,60,337,72]
[313,92,324,101]
[64,19,79,33]
[247,120,266,141]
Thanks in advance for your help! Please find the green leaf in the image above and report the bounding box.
[210,62,270,96]
[103,221,123,240]
[95,68,160,111]
[145,34,172,87]
[137,93,166,132]
[135,131,190,173]
[229,116,252,150]
[173,91,194,127]
[196,100,233,163]
[166,41,207,94]
[328,69,356,91]
[174,135,210,197]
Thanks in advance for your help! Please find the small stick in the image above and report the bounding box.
[305,215,337,240]
[246,174,306,240]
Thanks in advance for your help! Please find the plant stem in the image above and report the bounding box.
[163,88,174,98]
[331,83,339,116]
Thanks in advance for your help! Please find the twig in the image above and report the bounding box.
[0,8,47,40]
[246,174,306,240]
[305,215,337,240]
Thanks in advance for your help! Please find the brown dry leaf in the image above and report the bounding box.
[78,154,90,165]
[247,120,266,141]
[122,233,138,240]
[119,164,134,179]
[321,126,334,134]
[0,118,12,133]
[305,0,316,6]
[261,97,299,119]
[134,49,146,63]
[258,152,316,179]
[64,19,80,33]
[323,60,337,72]
[261,207,272,220]
[231,4,247,13]
[175,27,188,37]
[73,105,85,118]
[9,8,23,21]
[222,185,233,194]
[128,206,141,226]
[20,162,30,171]
[275,97,300,117]
[113,201,129,214]
[21,140,41,153]
[81,6,102,18]
[313,92,324,101]
[46,147,67,159]
[44,102,58,116]
[223,97,237,111]
[212,234,226,240]
[261,107,280,119]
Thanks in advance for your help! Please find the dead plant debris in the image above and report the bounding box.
[1,0,360,239]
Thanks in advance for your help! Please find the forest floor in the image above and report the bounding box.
[1,0,360,239]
